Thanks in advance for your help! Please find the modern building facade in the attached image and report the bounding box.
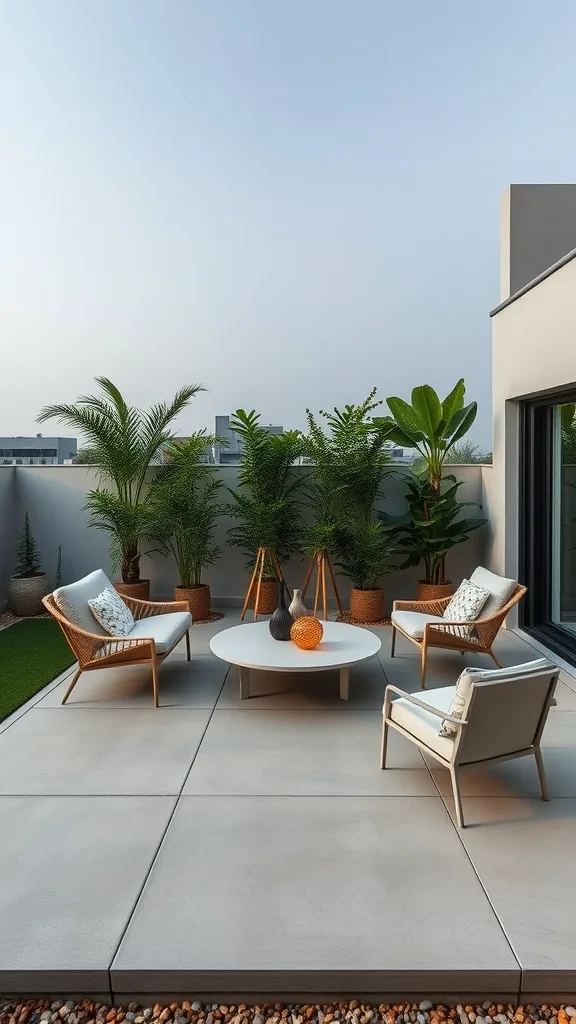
[213,415,283,465]
[0,435,77,465]
[490,183,576,666]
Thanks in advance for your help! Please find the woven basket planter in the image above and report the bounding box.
[176,584,211,621]
[416,581,454,602]
[7,573,49,617]
[247,579,277,615]
[114,579,150,602]
[349,587,385,624]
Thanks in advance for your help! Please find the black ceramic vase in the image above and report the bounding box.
[269,580,294,641]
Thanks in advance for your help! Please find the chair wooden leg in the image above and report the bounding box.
[449,765,465,827]
[185,630,191,661]
[390,627,396,657]
[62,667,82,705]
[151,655,159,708]
[534,746,550,801]
[490,648,503,669]
[420,642,428,688]
[380,720,389,769]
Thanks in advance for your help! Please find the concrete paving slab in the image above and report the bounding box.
[112,795,519,996]
[0,708,211,795]
[441,796,576,996]
[183,709,435,796]
[37,656,228,709]
[0,795,174,993]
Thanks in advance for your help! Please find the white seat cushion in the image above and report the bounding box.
[128,612,192,653]
[389,685,456,761]
[469,567,517,619]
[54,569,113,635]
[392,610,449,639]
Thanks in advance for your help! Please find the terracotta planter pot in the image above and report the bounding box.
[176,584,211,621]
[248,579,277,615]
[8,572,49,616]
[114,580,150,602]
[349,587,385,623]
[416,581,454,602]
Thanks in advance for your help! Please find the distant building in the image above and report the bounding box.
[214,415,283,465]
[389,446,417,465]
[0,435,77,466]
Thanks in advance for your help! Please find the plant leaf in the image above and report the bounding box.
[441,379,465,424]
[411,385,442,436]
[385,398,425,442]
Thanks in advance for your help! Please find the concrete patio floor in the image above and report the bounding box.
[1,615,576,1005]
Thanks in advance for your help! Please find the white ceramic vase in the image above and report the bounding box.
[289,588,308,619]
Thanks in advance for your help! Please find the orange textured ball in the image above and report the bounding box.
[290,616,323,650]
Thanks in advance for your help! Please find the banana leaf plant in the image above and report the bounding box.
[375,378,478,491]
[375,379,484,586]
[381,474,487,586]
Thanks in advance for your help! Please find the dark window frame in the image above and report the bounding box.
[520,389,576,663]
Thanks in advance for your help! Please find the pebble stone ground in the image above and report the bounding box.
[2,1002,576,1024]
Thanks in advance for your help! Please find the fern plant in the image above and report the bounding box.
[303,390,395,590]
[150,434,226,588]
[38,377,204,583]
[14,511,43,578]
[227,410,304,579]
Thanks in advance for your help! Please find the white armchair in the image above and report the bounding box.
[381,659,559,827]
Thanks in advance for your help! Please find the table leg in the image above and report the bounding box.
[239,666,251,700]
[339,666,349,701]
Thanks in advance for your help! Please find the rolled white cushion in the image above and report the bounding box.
[469,567,517,619]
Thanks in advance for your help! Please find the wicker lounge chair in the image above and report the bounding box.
[391,567,527,688]
[43,569,192,707]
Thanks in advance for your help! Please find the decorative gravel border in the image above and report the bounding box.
[191,611,225,625]
[2,1001,575,1024]
[0,610,50,632]
[337,613,391,627]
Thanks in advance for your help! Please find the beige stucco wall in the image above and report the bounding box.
[490,254,576,621]
[10,463,489,612]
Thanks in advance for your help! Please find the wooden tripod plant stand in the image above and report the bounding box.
[241,546,290,621]
[301,550,343,621]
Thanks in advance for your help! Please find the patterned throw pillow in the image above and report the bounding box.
[88,587,135,637]
[441,578,490,638]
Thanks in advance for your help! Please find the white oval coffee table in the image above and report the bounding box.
[210,620,381,700]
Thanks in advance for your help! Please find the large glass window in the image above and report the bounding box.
[522,393,576,662]
[551,403,576,635]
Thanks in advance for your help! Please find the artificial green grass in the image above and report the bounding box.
[0,618,75,722]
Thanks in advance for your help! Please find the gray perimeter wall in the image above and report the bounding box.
[10,464,491,613]
[0,467,16,607]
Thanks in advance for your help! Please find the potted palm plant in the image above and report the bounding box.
[228,410,303,615]
[38,376,204,600]
[377,379,486,599]
[8,511,49,616]
[150,434,226,620]
[303,391,395,623]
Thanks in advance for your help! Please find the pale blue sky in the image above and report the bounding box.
[1,1,575,447]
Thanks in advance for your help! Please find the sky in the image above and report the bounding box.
[1,1,575,450]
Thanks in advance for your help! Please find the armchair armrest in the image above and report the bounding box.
[384,683,467,728]
[123,595,190,619]
[393,597,452,616]
[42,595,154,667]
